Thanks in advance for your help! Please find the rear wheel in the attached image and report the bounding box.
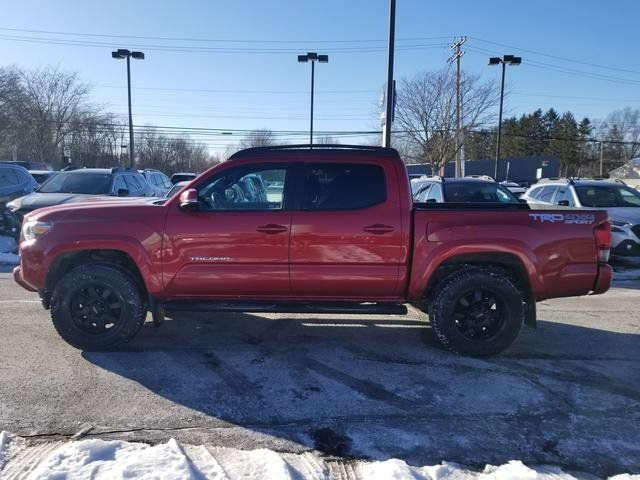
[428,267,524,356]
[50,264,146,350]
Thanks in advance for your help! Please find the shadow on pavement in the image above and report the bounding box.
[83,311,640,477]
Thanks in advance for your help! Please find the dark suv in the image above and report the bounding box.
[7,167,153,220]
[140,169,172,197]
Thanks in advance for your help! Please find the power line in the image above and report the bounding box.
[467,46,640,86]
[0,33,448,55]
[470,36,640,76]
[0,26,454,45]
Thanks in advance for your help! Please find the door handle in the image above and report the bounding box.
[363,224,395,235]
[256,224,288,234]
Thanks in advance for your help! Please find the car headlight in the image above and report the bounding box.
[611,220,631,227]
[6,200,19,212]
[22,220,53,241]
[610,220,632,233]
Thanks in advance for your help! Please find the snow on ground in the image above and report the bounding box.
[0,433,637,480]
[0,235,18,267]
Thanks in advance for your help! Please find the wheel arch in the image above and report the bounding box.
[45,249,148,299]
[420,252,536,328]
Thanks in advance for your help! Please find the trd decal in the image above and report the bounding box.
[529,213,595,225]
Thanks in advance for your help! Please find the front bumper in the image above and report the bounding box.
[13,265,37,292]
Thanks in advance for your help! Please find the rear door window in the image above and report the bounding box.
[537,186,558,203]
[124,174,145,196]
[302,163,386,211]
[554,187,574,206]
[426,184,443,202]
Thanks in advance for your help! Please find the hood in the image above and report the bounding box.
[25,196,162,223]
[603,207,640,225]
[10,192,104,211]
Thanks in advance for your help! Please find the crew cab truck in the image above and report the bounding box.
[13,146,613,356]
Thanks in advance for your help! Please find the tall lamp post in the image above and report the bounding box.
[489,55,521,180]
[298,52,328,146]
[112,49,145,168]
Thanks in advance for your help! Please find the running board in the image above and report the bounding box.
[163,300,408,316]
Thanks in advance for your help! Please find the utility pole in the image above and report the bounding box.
[599,141,604,177]
[449,36,466,177]
[383,0,396,147]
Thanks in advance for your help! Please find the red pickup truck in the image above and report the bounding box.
[13,146,613,356]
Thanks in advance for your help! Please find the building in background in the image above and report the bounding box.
[608,158,640,189]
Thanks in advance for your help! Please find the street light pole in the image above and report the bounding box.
[112,49,145,168]
[495,61,506,180]
[298,52,328,147]
[126,55,134,169]
[489,55,521,180]
[383,0,396,148]
[310,59,315,146]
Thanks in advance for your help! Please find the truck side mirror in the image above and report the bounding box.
[179,188,199,211]
[117,188,129,197]
[558,200,570,206]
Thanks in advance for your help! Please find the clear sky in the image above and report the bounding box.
[1,0,639,155]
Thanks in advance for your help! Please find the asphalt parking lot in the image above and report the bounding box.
[0,271,639,477]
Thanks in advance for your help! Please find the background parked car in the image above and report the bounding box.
[0,163,37,203]
[140,168,172,197]
[170,172,197,184]
[165,181,189,198]
[522,178,640,256]
[1,160,51,171]
[7,167,154,221]
[28,170,57,187]
[411,176,520,204]
[500,180,527,197]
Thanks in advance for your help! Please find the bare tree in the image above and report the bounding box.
[238,129,276,148]
[603,107,640,162]
[136,127,218,174]
[16,67,90,164]
[393,68,499,173]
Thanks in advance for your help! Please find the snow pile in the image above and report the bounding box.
[1,433,637,480]
[0,235,18,265]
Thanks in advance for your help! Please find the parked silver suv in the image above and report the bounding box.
[522,178,640,256]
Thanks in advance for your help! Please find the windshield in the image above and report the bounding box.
[444,182,519,203]
[37,172,111,194]
[575,185,640,207]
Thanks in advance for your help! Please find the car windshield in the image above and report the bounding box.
[444,182,519,203]
[575,184,640,207]
[37,172,111,194]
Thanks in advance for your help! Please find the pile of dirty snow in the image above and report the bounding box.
[0,432,637,480]
[0,235,18,265]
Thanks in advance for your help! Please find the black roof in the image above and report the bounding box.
[228,144,399,160]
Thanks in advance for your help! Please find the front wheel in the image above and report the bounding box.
[50,265,146,350]
[428,267,524,356]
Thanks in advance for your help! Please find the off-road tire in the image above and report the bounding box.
[427,266,524,356]
[50,264,146,350]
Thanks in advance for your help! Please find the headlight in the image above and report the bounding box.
[6,200,19,212]
[22,220,53,241]
[611,220,631,227]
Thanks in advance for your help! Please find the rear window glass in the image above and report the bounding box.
[575,185,640,207]
[302,163,386,210]
[0,168,20,187]
[443,182,518,203]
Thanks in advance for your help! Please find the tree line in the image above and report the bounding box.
[0,66,219,173]
[393,68,640,177]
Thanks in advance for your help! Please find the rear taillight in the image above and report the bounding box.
[594,221,611,263]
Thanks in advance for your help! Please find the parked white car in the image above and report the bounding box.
[522,178,640,257]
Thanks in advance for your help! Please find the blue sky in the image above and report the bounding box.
[1,0,639,154]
